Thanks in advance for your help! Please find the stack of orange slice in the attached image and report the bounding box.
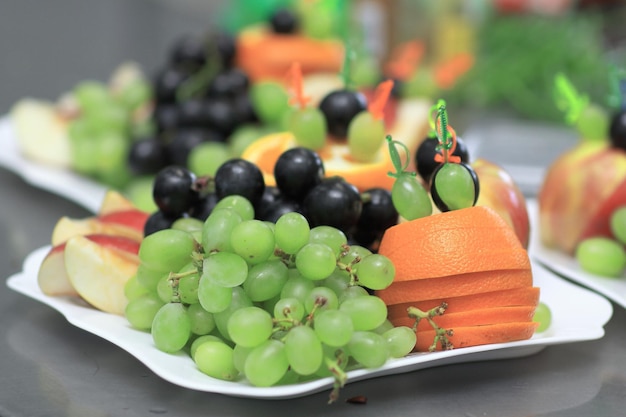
[376,205,539,351]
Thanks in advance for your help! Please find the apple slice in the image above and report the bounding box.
[10,98,72,168]
[64,235,141,315]
[51,209,148,245]
[38,234,140,297]
[98,190,139,215]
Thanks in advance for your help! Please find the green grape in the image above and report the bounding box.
[202,208,242,253]
[213,195,255,221]
[533,302,552,333]
[351,56,380,89]
[228,124,271,157]
[354,254,395,290]
[95,132,129,174]
[124,274,149,301]
[320,269,350,298]
[117,78,152,111]
[285,325,323,376]
[88,104,129,135]
[347,331,389,369]
[275,212,310,254]
[198,277,233,313]
[230,220,275,264]
[347,111,386,162]
[339,285,369,302]
[151,303,192,353]
[202,251,249,287]
[124,293,164,330]
[177,264,200,304]
[275,369,300,386]
[304,286,338,313]
[383,326,416,358]
[68,121,99,174]
[188,142,230,177]
[194,341,238,381]
[139,229,196,273]
[308,225,347,256]
[403,67,438,99]
[273,297,305,323]
[124,176,158,213]
[244,340,289,387]
[227,306,273,348]
[430,162,479,212]
[296,243,337,280]
[391,174,432,220]
[576,237,626,277]
[233,344,254,373]
[214,287,253,341]
[287,107,327,150]
[340,295,388,331]
[313,309,354,347]
[135,263,166,291]
[250,81,290,125]
[339,245,372,266]
[74,80,110,114]
[280,270,316,304]
[373,319,395,335]
[156,274,174,303]
[97,157,133,189]
[576,103,609,142]
[610,206,626,245]
[190,335,225,360]
[171,217,204,243]
[243,260,289,302]
[187,303,215,335]
[298,2,335,39]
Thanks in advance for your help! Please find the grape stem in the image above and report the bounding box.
[166,269,195,303]
[407,303,454,351]
[326,350,348,404]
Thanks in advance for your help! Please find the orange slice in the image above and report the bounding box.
[241,98,432,191]
[235,25,344,83]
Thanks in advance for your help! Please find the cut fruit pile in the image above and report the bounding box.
[376,205,539,351]
[37,191,148,315]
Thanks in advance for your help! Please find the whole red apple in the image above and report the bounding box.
[538,141,626,254]
[472,158,530,248]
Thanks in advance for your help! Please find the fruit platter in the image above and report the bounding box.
[1,1,621,406]
[6,246,612,399]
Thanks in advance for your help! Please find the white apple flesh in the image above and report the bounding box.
[64,235,140,315]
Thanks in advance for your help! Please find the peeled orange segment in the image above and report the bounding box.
[415,322,539,352]
[241,98,432,192]
[386,286,540,316]
[391,305,537,333]
[235,26,344,82]
[376,268,533,305]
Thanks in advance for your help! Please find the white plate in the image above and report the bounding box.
[528,199,626,309]
[0,115,106,213]
[5,245,613,400]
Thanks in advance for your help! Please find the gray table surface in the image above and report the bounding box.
[1,1,625,416]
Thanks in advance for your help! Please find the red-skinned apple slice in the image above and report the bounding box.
[51,209,149,246]
[38,234,140,297]
[64,235,141,315]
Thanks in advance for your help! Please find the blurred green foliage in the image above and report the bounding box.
[444,13,618,122]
